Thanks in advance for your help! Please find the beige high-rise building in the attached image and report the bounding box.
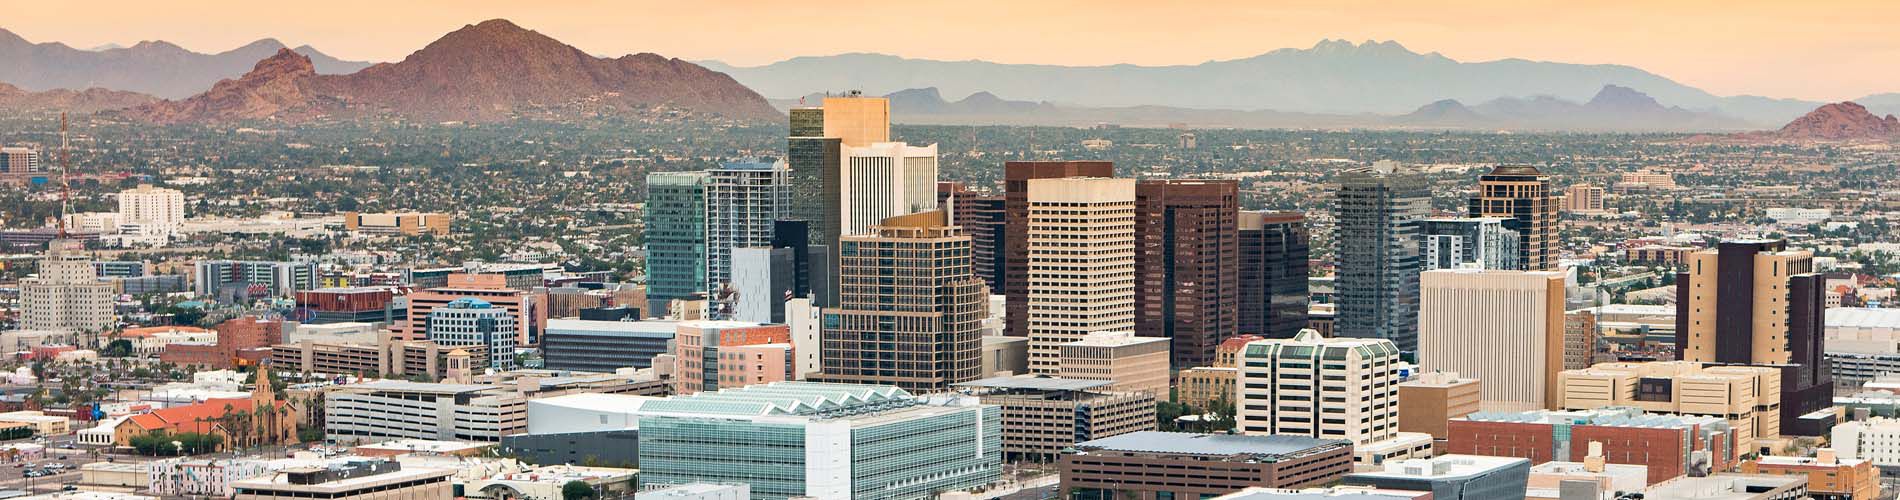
[1237,330,1432,466]
[841,142,938,236]
[1418,269,1566,411]
[1058,331,1170,397]
[819,210,988,392]
[1675,240,1830,437]
[1024,177,1136,373]
[20,239,115,333]
[1469,166,1558,271]
[822,94,890,147]
[118,184,185,231]
[1560,361,1782,452]
[1563,184,1606,213]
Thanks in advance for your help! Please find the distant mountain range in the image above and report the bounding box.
[119,20,779,124]
[0,28,370,99]
[0,82,156,114]
[705,40,1895,127]
[789,85,1749,132]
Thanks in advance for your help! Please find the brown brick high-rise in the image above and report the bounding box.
[1004,161,1115,338]
[1134,180,1239,368]
[938,182,1006,294]
[1469,165,1557,271]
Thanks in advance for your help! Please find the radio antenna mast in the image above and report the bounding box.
[58,112,71,238]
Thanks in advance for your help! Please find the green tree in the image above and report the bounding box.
[101,339,135,357]
[561,481,597,500]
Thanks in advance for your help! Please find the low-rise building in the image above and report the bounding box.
[1739,450,1876,500]
[1060,432,1353,499]
[342,211,452,236]
[539,319,674,372]
[1341,455,1531,500]
[460,463,636,500]
[323,380,526,443]
[117,326,216,357]
[1642,473,1808,500]
[1397,372,1481,451]
[1559,361,1780,452]
[269,334,489,379]
[1524,443,1648,500]
[632,382,1000,500]
[954,375,1155,460]
[1210,487,1431,499]
[231,460,454,500]
[1448,408,1737,485]
[1059,331,1171,397]
[0,411,69,436]
[1175,335,1262,410]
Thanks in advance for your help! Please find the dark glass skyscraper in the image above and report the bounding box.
[1134,179,1239,368]
[643,171,708,314]
[786,107,842,306]
[1239,211,1310,339]
[1334,162,1429,352]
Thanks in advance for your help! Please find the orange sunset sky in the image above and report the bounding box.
[7,0,1896,101]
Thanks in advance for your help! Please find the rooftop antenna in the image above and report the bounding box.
[57,112,71,238]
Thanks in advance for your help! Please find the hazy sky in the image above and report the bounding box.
[7,0,1896,101]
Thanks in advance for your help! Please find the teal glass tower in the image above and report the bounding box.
[644,171,709,314]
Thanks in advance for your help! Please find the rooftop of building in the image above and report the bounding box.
[1213,487,1428,499]
[635,382,943,420]
[1462,407,1726,429]
[1752,453,1864,467]
[640,484,750,497]
[1399,372,1477,387]
[1072,431,1348,459]
[1528,460,1649,476]
[954,375,1113,392]
[336,380,499,395]
[119,326,213,337]
[1065,331,1169,348]
[527,392,654,413]
[545,318,676,334]
[233,463,453,493]
[1642,473,1806,500]
[1243,330,1398,357]
[1828,307,1900,329]
[1347,455,1529,480]
[353,439,490,454]
[443,297,494,309]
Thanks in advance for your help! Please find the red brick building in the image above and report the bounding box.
[159,317,284,369]
[1446,408,1737,485]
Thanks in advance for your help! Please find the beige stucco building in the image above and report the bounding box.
[1418,269,1566,411]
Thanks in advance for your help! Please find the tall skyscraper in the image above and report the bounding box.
[1676,240,1831,430]
[1022,176,1136,373]
[704,161,789,293]
[821,93,891,147]
[786,107,841,252]
[1334,161,1430,352]
[644,171,708,313]
[1470,165,1557,271]
[938,182,1006,294]
[1238,211,1309,339]
[841,142,938,236]
[1418,269,1566,411]
[19,239,114,333]
[1134,179,1239,368]
[1419,217,1520,271]
[1003,161,1116,339]
[819,210,987,392]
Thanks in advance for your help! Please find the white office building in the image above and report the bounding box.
[323,380,526,443]
[19,239,115,333]
[1024,176,1136,373]
[425,298,516,368]
[118,184,186,243]
[703,161,788,293]
[840,142,938,236]
[1238,330,1432,467]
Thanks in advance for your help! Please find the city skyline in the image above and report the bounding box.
[1,1,1896,101]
